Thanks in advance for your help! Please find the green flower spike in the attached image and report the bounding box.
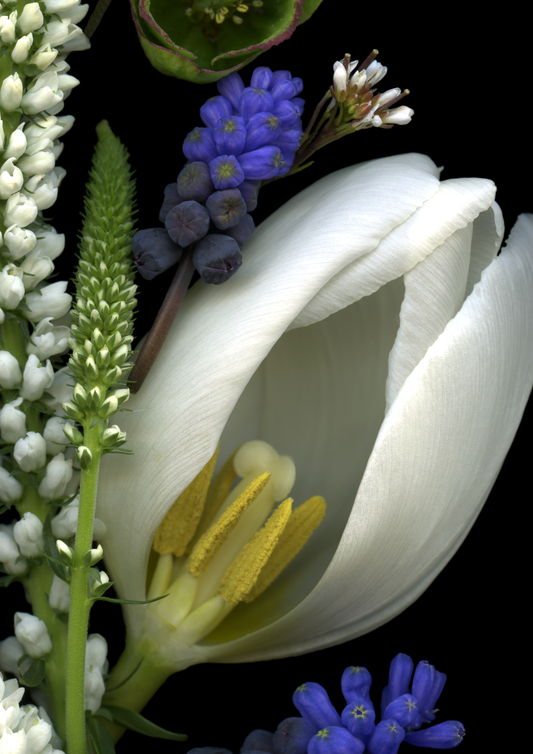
[129,0,323,83]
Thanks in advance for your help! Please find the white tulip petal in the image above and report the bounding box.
[202,213,533,661]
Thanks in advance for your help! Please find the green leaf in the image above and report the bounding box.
[0,573,20,587]
[93,707,115,723]
[42,514,69,583]
[104,705,187,741]
[87,715,117,754]
[18,657,46,687]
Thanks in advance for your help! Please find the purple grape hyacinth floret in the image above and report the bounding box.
[132,66,304,285]
[185,654,465,754]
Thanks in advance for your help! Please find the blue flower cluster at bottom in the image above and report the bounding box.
[186,654,465,754]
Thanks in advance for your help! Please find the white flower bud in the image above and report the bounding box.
[14,431,47,472]
[0,636,25,675]
[44,0,79,12]
[0,18,15,44]
[14,612,52,658]
[0,467,24,504]
[20,354,54,401]
[3,125,27,160]
[27,317,69,361]
[0,116,4,150]
[17,2,43,33]
[0,266,25,309]
[48,574,70,612]
[0,397,26,443]
[33,228,65,261]
[58,2,89,24]
[0,529,20,563]
[55,538,74,564]
[41,18,81,47]
[25,718,52,753]
[23,169,65,211]
[57,73,79,93]
[3,226,37,260]
[27,43,58,71]
[0,73,23,111]
[15,149,56,177]
[76,445,92,469]
[83,543,103,566]
[0,158,24,200]
[38,452,73,499]
[43,416,71,454]
[380,106,414,125]
[21,72,64,115]
[11,31,33,63]
[0,349,22,388]
[4,193,38,227]
[84,662,105,713]
[20,250,55,291]
[25,281,71,322]
[13,512,43,558]
[51,498,79,539]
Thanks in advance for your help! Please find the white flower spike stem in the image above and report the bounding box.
[98,154,533,720]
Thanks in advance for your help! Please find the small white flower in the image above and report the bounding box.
[48,574,70,612]
[15,150,56,177]
[28,43,59,70]
[20,354,54,401]
[27,317,69,360]
[86,633,108,672]
[3,226,37,261]
[51,497,107,541]
[0,398,27,444]
[43,416,72,454]
[365,59,388,85]
[13,512,43,558]
[33,228,66,261]
[21,72,64,115]
[0,17,15,45]
[380,105,415,125]
[0,158,24,200]
[14,431,47,472]
[20,250,54,292]
[14,613,52,658]
[25,281,72,322]
[84,634,109,712]
[23,169,65,211]
[38,453,73,499]
[3,125,27,160]
[4,193,38,228]
[11,32,33,63]
[0,73,23,111]
[0,635,25,675]
[55,539,74,564]
[41,18,83,47]
[17,2,44,33]
[0,467,24,505]
[0,350,22,388]
[0,266,25,310]
[57,73,79,94]
[25,115,74,146]
[44,0,80,12]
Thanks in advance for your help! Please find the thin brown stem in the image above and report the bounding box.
[84,0,114,38]
[128,248,196,394]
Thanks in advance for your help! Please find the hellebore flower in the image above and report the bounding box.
[97,154,533,679]
[129,0,323,83]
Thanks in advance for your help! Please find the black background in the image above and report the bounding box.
[1,2,530,752]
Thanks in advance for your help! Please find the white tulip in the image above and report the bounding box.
[96,154,533,676]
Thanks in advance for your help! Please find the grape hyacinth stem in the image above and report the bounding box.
[129,246,196,393]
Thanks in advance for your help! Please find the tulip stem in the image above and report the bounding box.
[128,247,196,394]
[84,0,113,38]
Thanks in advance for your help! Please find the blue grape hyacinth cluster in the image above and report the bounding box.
[133,67,304,285]
[187,654,465,754]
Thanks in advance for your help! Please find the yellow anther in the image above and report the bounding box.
[251,0,263,6]
[215,11,225,22]
[184,449,238,555]
[233,14,243,23]
[219,497,292,606]
[243,495,326,603]
[236,3,249,10]
[187,472,271,578]
[153,445,219,558]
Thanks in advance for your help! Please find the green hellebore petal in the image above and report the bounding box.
[129,0,323,83]
[97,154,533,670]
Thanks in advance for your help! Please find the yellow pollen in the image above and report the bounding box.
[187,472,271,578]
[215,10,225,22]
[243,495,326,603]
[153,445,219,557]
[184,448,238,555]
[219,497,292,606]
[236,3,249,10]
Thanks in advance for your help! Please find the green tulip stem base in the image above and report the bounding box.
[65,424,103,754]
[128,246,196,394]
[102,638,172,743]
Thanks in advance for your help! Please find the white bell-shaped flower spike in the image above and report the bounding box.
[25,281,71,322]
[13,512,43,558]
[14,432,47,472]
[0,350,22,389]
[14,613,52,658]
[0,399,27,444]
[38,453,73,500]
[19,354,54,401]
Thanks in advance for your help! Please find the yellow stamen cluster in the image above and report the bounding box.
[147,441,326,644]
[184,0,263,28]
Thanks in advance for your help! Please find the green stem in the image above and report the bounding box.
[65,424,102,754]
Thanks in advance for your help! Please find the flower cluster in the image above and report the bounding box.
[0,672,64,753]
[329,52,413,131]
[187,654,464,754]
[132,65,304,284]
[0,0,89,511]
